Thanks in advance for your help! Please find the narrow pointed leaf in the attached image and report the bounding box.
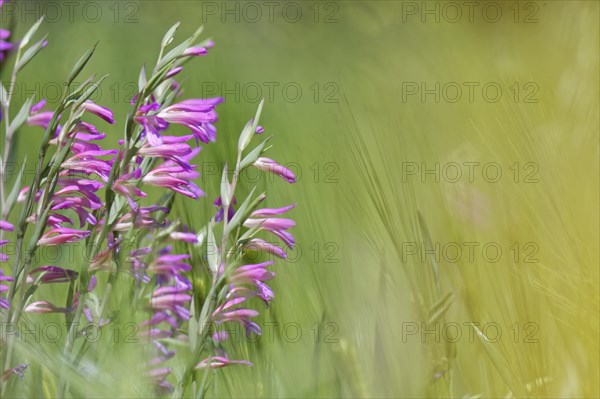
[19,16,44,49]
[206,222,219,274]
[162,22,181,48]
[240,138,272,170]
[225,188,259,235]
[16,35,48,72]
[8,98,33,136]
[67,43,98,85]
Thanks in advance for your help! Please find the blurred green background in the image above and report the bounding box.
[2,0,599,397]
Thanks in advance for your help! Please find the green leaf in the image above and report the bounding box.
[238,100,264,152]
[220,163,231,208]
[67,43,98,85]
[19,17,44,49]
[138,65,147,93]
[237,120,255,153]
[65,75,95,104]
[157,37,193,70]
[250,99,264,134]
[4,157,28,217]
[206,222,219,274]
[225,188,263,236]
[8,98,33,137]
[239,138,272,170]
[72,75,108,110]
[16,35,48,72]
[238,222,264,242]
[161,22,181,49]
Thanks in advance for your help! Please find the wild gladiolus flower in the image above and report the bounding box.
[143,159,204,199]
[253,157,297,183]
[244,204,297,248]
[26,266,78,284]
[24,301,69,314]
[60,149,116,182]
[135,98,222,145]
[0,220,14,232]
[37,228,91,246]
[212,304,259,325]
[183,47,208,56]
[245,238,287,259]
[112,168,147,209]
[81,101,115,124]
[169,231,199,244]
[229,261,276,305]
[229,261,275,286]
[147,253,192,277]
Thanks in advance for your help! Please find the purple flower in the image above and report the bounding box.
[245,238,287,259]
[112,168,147,210]
[244,219,296,248]
[26,266,78,284]
[253,157,296,183]
[135,98,222,145]
[37,228,91,246]
[250,203,297,217]
[24,301,68,314]
[183,47,208,57]
[165,66,184,78]
[137,141,192,163]
[169,231,198,244]
[143,148,204,199]
[81,101,115,124]
[147,253,192,276]
[0,220,14,232]
[229,261,275,285]
[229,261,276,306]
[212,305,259,325]
[61,149,116,182]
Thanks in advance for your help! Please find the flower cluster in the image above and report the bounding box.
[0,17,297,398]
